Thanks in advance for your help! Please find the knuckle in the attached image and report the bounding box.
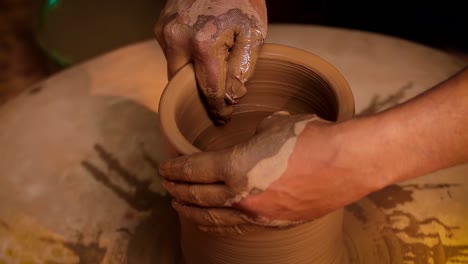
[193,31,204,42]
[162,23,175,41]
[159,21,182,45]
[222,149,246,187]
[220,150,234,174]
[193,39,210,55]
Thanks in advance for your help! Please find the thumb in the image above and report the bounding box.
[225,29,264,104]
[154,20,192,79]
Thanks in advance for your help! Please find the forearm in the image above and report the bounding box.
[337,67,468,188]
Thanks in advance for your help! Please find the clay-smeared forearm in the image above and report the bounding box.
[155,0,267,124]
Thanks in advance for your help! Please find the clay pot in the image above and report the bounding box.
[159,43,355,264]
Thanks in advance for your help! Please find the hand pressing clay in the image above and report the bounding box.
[160,112,351,264]
[155,0,268,124]
[160,111,333,233]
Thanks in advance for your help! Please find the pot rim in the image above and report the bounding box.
[159,43,355,155]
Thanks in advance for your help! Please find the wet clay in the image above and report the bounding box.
[159,44,355,264]
[245,114,320,193]
[180,209,348,264]
[222,113,324,210]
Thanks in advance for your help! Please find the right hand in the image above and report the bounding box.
[159,112,385,234]
[154,0,268,124]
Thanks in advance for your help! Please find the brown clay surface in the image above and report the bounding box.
[181,210,347,264]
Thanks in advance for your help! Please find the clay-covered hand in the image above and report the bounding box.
[154,0,267,124]
[159,112,384,234]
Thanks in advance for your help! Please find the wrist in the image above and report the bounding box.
[330,115,398,193]
[286,117,393,205]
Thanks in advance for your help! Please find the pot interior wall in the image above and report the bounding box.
[176,57,339,152]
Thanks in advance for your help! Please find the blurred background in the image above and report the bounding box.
[1,0,467,105]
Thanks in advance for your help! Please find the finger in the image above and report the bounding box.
[154,12,178,50]
[198,224,263,235]
[172,200,248,226]
[225,29,264,104]
[156,20,192,79]
[158,152,225,184]
[162,180,234,207]
[193,39,232,124]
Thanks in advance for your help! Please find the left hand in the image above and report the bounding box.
[154,0,268,124]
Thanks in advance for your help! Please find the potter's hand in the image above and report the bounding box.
[154,0,267,124]
[159,112,384,234]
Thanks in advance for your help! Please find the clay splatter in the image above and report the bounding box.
[387,211,467,264]
[402,183,461,190]
[358,82,414,116]
[368,183,460,209]
[81,144,181,263]
[0,215,79,263]
[40,233,107,264]
[367,183,467,263]
[81,144,164,211]
[61,234,107,264]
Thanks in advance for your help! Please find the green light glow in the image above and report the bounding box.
[48,0,59,8]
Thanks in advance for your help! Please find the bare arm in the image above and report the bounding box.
[349,66,468,185]
[159,67,468,234]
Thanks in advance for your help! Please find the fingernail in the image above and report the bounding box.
[224,93,236,104]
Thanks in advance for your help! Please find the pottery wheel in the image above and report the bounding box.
[0,24,467,264]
